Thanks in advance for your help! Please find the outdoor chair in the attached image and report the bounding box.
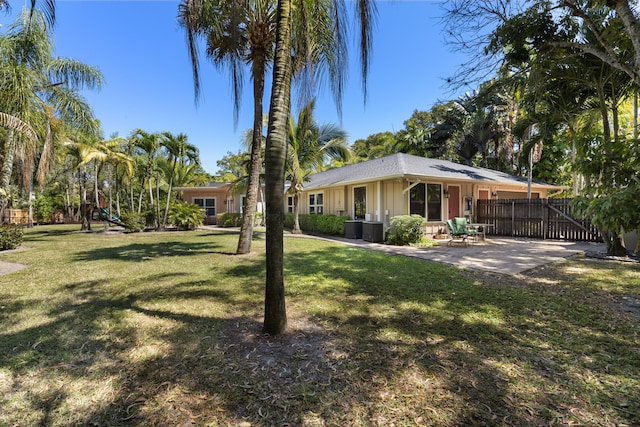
[446,219,470,247]
[446,217,479,247]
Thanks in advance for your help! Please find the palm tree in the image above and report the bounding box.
[130,129,162,222]
[286,99,350,233]
[160,131,200,228]
[179,0,276,254]
[0,9,102,218]
[262,0,376,334]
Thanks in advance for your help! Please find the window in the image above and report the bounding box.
[426,184,442,221]
[354,186,366,219]
[409,183,442,221]
[194,198,216,217]
[287,196,294,213]
[309,193,323,214]
[241,196,246,214]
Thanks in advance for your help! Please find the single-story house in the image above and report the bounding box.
[296,153,563,236]
[178,153,563,233]
[175,182,264,225]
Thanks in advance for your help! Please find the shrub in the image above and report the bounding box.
[0,225,24,251]
[217,212,242,227]
[33,194,54,224]
[386,215,426,246]
[217,212,264,227]
[284,213,348,235]
[169,201,205,231]
[120,211,146,233]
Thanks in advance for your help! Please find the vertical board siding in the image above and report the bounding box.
[476,198,601,242]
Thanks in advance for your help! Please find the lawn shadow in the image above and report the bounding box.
[277,243,640,425]
[74,240,231,262]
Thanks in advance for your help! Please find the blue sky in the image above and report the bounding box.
[1,0,470,174]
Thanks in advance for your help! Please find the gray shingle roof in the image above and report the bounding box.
[304,153,560,190]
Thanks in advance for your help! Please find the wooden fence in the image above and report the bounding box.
[476,198,601,242]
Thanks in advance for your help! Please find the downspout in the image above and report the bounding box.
[376,181,382,222]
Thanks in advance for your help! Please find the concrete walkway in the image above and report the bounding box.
[294,234,605,275]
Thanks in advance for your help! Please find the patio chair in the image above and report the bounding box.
[446,219,470,247]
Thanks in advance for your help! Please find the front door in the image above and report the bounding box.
[448,186,460,219]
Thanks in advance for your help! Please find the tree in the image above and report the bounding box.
[0,9,102,219]
[179,0,276,255]
[480,0,640,254]
[160,132,200,228]
[286,99,350,234]
[262,0,376,335]
[129,129,161,222]
[351,131,396,161]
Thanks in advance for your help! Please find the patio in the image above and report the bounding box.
[299,234,605,275]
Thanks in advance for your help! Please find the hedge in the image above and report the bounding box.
[284,213,349,235]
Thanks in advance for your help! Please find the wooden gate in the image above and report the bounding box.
[476,198,601,242]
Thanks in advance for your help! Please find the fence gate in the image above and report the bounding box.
[476,198,601,242]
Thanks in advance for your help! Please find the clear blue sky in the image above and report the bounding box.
[1,0,469,174]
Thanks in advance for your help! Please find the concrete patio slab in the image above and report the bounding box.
[298,235,605,275]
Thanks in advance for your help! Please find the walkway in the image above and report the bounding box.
[294,234,605,275]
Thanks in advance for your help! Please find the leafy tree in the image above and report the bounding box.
[215,150,251,182]
[351,131,396,161]
[286,99,350,234]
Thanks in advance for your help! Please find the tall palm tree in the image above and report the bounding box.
[160,131,200,228]
[287,99,350,233]
[0,9,102,219]
[262,0,376,334]
[179,0,276,254]
[130,129,162,221]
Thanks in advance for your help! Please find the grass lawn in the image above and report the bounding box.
[1,224,639,426]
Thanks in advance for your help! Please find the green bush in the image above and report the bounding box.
[33,194,54,224]
[386,215,427,246]
[120,211,146,233]
[217,212,242,227]
[0,225,24,250]
[169,201,205,231]
[284,213,349,235]
[217,212,264,228]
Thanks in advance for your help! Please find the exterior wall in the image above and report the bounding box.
[298,179,555,238]
[179,187,231,225]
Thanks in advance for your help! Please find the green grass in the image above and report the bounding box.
[0,224,639,426]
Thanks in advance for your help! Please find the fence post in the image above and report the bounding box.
[512,201,515,237]
[543,199,549,240]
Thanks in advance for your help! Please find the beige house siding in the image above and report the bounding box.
[178,185,264,225]
[298,178,554,238]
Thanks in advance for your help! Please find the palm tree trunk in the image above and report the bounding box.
[155,173,161,229]
[263,0,292,335]
[163,160,177,228]
[0,130,17,218]
[237,49,268,254]
[292,192,302,234]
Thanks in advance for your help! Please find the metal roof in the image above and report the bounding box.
[303,153,561,190]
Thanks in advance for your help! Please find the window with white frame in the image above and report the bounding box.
[308,192,323,214]
[287,196,294,213]
[194,198,216,217]
[241,195,246,214]
[409,183,442,221]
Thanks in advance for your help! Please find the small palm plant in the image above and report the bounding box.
[169,200,205,231]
